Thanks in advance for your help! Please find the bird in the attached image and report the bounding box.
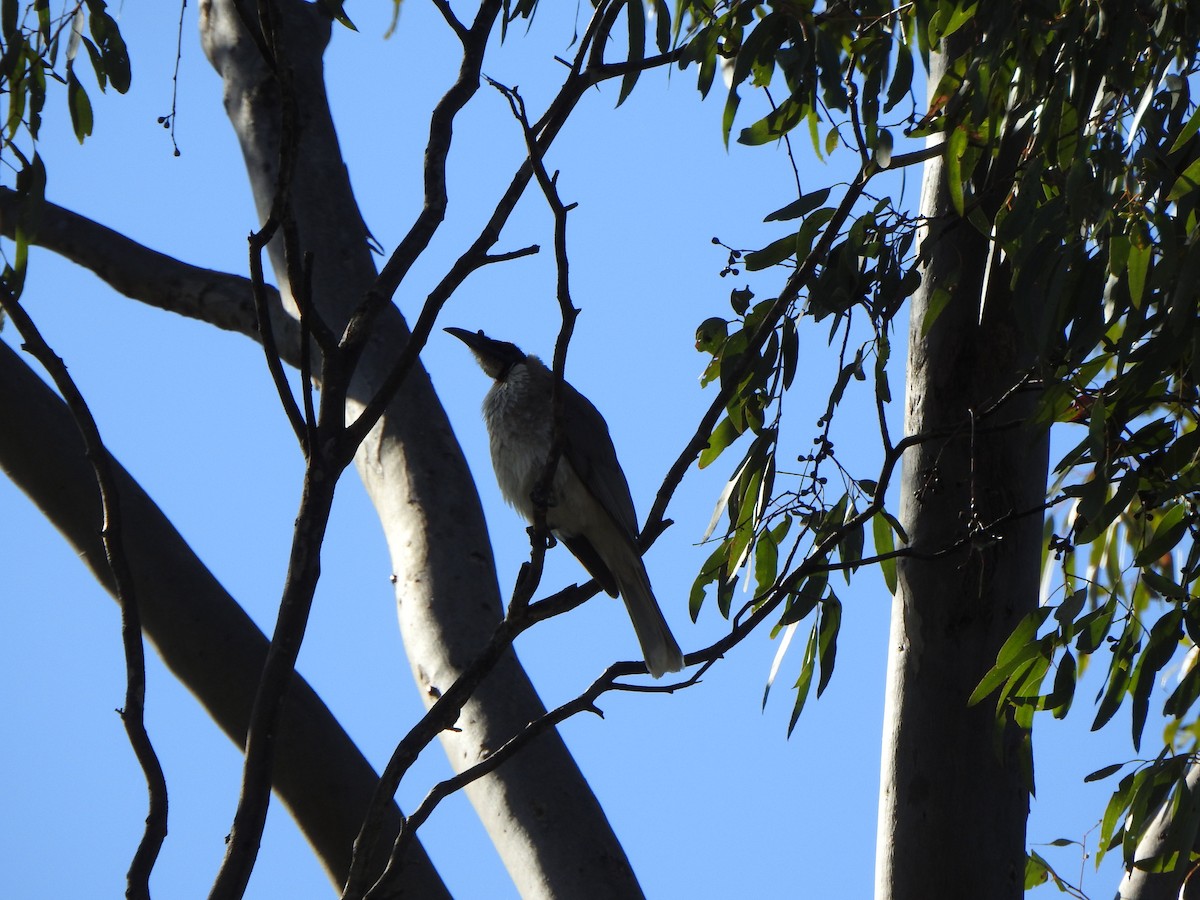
[445,327,685,678]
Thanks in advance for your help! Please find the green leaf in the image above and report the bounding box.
[1168,157,1200,202]
[1134,504,1189,566]
[86,5,131,93]
[787,624,818,736]
[872,511,898,594]
[1092,636,1134,732]
[1048,650,1076,719]
[794,206,837,267]
[66,66,93,143]
[884,46,913,113]
[824,126,839,156]
[2,0,16,38]
[1108,234,1130,277]
[652,0,670,54]
[1126,239,1150,309]
[1075,468,1140,544]
[730,286,753,315]
[617,0,645,107]
[698,416,739,468]
[883,511,909,545]
[1075,601,1115,655]
[815,596,841,697]
[737,93,807,146]
[836,514,864,582]
[689,542,729,622]
[968,607,1052,706]
[745,231,800,271]
[34,0,48,44]
[945,126,967,216]
[781,316,798,390]
[764,187,832,223]
[1130,610,1183,749]
[940,1,979,39]
[777,571,825,628]
[1141,569,1188,599]
[754,524,779,593]
[1164,660,1200,718]
[1054,587,1087,629]
[920,287,952,336]
[1085,762,1125,783]
[1024,851,1050,890]
[721,88,741,149]
[1099,769,1138,864]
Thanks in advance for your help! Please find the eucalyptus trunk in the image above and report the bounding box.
[198,1,642,896]
[873,38,1048,900]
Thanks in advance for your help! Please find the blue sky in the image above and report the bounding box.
[0,3,1154,898]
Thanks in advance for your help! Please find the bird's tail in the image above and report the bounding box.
[613,556,685,679]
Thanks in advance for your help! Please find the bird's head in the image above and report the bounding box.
[444,327,527,381]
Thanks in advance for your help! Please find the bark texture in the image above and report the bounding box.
[873,42,1049,900]
[198,1,643,895]
[0,340,448,897]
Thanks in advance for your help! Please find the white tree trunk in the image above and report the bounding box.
[198,1,643,896]
[873,37,1048,900]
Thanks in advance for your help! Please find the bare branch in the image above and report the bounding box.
[0,288,168,898]
[0,187,302,357]
[488,76,582,616]
[341,0,504,349]
[375,663,706,893]
[431,0,469,40]
[339,4,686,456]
[249,216,310,450]
[0,340,448,896]
[201,0,652,892]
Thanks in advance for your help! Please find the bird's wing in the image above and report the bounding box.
[560,380,641,541]
[559,535,619,597]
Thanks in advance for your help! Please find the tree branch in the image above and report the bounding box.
[0,339,449,896]
[0,187,301,354]
[201,0,651,895]
[339,1,686,456]
[0,288,168,900]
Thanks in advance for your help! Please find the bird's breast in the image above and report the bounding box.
[482,376,591,535]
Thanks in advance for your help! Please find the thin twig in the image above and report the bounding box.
[249,216,309,451]
[297,250,319,447]
[338,7,686,459]
[212,5,357,895]
[644,143,945,539]
[380,662,705,875]
[489,76,583,616]
[340,0,504,360]
[0,286,168,900]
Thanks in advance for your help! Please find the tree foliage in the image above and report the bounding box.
[669,0,1200,887]
[1,0,129,299]
[7,0,1200,895]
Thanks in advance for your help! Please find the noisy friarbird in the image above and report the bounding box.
[446,327,684,678]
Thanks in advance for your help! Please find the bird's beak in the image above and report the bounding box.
[444,326,491,352]
[444,327,524,380]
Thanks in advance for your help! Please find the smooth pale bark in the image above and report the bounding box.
[199,1,643,896]
[873,42,1048,900]
[0,186,301,349]
[0,340,448,897]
